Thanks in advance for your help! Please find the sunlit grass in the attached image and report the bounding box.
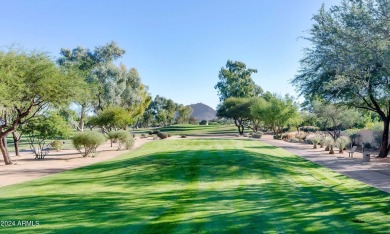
[0,139,389,233]
[133,124,238,136]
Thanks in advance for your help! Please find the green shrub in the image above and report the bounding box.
[371,122,383,148]
[295,132,307,142]
[306,135,321,149]
[289,138,300,143]
[51,140,63,151]
[323,136,335,154]
[107,130,134,150]
[299,126,319,133]
[252,132,263,139]
[72,131,106,157]
[157,132,168,139]
[336,136,351,153]
[199,120,208,125]
[344,129,361,145]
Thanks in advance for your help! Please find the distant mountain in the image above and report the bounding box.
[188,103,217,121]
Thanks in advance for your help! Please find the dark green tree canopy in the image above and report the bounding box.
[292,0,390,157]
[217,97,253,134]
[215,60,262,101]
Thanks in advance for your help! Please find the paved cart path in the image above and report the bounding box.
[261,134,390,193]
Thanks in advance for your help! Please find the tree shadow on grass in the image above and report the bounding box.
[0,144,389,233]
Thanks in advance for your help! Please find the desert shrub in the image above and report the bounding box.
[282,133,294,141]
[107,130,134,150]
[344,129,361,145]
[319,135,327,148]
[323,136,335,154]
[336,136,351,153]
[295,132,307,142]
[371,122,383,148]
[364,142,372,149]
[199,120,208,125]
[157,132,168,139]
[299,126,319,133]
[252,132,263,139]
[306,135,321,149]
[290,138,300,143]
[51,140,63,151]
[72,131,106,157]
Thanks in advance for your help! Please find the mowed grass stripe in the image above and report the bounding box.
[0,139,389,233]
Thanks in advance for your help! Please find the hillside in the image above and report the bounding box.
[188,103,217,121]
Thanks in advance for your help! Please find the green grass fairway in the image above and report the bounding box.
[0,139,389,233]
[134,124,238,136]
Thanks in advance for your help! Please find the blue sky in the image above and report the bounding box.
[0,0,340,109]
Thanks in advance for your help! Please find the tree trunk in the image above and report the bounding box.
[12,132,20,156]
[378,118,390,158]
[329,145,335,154]
[0,136,12,165]
[79,105,86,132]
[239,125,244,135]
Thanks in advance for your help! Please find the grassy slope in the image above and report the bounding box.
[0,139,389,233]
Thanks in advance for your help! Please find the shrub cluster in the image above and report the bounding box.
[306,135,321,149]
[299,126,319,133]
[252,132,263,139]
[336,136,351,153]
[107,130,134,150]
[72,131,106,157]
[149,130,170,139]
[51,140,64,151]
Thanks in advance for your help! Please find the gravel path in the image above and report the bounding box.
[0,137,154,187]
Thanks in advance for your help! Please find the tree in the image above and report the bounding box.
[0,50,83,165]
[88,106,133,134]
[24,112,70,159]
[248,97,268,132]
[251,94,299,137]
[217,97,252,134]
[58,41,125,131]
[215,60,262,101]
[146,96,178,126]
[313,101,360,144]
[292,0,390,157]
[176,105,193,124]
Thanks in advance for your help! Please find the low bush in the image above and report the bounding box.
[299,126,319,133]
[295,132,307,142]
[252,132,263,139]
[157,132,168,139]
[199,120,208,125]
[107,130,134,150]
[371,122,383,148]
[289,138,300,143]
[323,137,335,154]
[344,129,361,145]
[51,140,63,151]
[336,136,351,153]
[306,135,321,149]
[72,131,106,157]
[281,133,294,141]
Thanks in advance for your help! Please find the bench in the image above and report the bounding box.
[348,146,357,158]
